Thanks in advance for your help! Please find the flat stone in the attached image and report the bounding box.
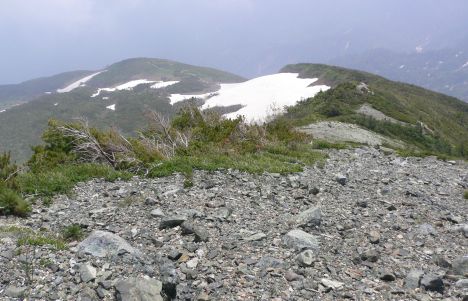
[115,277,163,301]
[294,207,322,226]
[77,230,140,258]
[405,269,424,289]
[245,232,267,241]
[296,250,315,267]
[455,279,468,288]
[320,278,344,289]
[150,209,165,217]
[159,215,187,229]
[80,263,97,283]
[283,229,320,251]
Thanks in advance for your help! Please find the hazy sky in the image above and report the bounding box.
[1,0,467,84]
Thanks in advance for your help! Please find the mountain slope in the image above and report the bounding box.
[330,48,468,102]
[0,70,95,109]
[281,64,468,156]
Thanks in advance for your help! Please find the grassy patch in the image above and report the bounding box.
[311,139,350,150]
[61,224,83,241]
[464,191,468,200]
[17,163,132,197]
[18,234,67,250]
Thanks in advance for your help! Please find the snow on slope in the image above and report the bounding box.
[106,104,116,111]
[171,73,329,122]
[57,71,103,93]
[92,80,179,97]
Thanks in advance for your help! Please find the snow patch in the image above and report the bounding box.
[0,109,5,113]
[150,81,179,89]
[45,91,52,94]
[106,104,116,111]
[57,71,103,93]
[172,73,329,122]
[102,96,109,100]
[462,61,468,69]
[169,92,215,104]
[415,46,423,53]
[399,65,405,69]
[91,79,176,97]
[54,103,58,106]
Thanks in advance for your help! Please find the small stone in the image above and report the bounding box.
[455,279,468,288]
[405,269,424,289]
[360,249,380,263]
[379,269,396,281]
[356,200,368,208]
[5,286,26,298]
[283,229,320,251]
[368,230,381,244]
[80,263,97,283]
[320,278,344,289]
[420,274,444,293]
[296,250,315,267]
[145,197,158,205]
[452,256,468,276]
[186,257,199,269]
[285,271,301,282]
[115,277,163,301]
[245,232,267,241]
[159,215,187,229]
[151,209,165,217]
[335,174,347,185]
[294,207,322,227]
[168,250,182,261]
[197,292,210,301]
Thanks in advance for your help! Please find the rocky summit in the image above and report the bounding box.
[0,147,467,300]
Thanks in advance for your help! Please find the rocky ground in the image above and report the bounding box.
[0,147,467,300]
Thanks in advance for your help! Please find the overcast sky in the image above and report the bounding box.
[1,0,467,84]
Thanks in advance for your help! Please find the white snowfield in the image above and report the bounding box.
[0,109,6,113]
[171,73,329,122]
[57,71,103,93]
[106,104,116,111]
[92,80,179,97]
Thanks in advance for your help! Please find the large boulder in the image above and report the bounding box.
[77,230,140,258]
[115,277,163,301]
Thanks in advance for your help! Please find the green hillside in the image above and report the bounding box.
[281,64,468,157]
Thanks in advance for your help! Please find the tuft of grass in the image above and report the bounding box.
[0,187,31,217]
[61,224,83,241]
[311,139,350,150]
[17,163,132,197]
[17,234,67,250]
[464,190,468,200]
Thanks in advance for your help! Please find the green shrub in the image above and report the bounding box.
[62,224,83,241]
[0,187,30,217]
[312,140,349,150]
[0,151,19,190]
[464,191,468,200]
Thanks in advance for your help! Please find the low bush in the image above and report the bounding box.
[62,224,83,241]
[0,187,30,217]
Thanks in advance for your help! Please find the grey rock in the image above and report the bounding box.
[360,249,380,263]
[256,256,284,269]
[420,274,444,293]
[78,287,98,301]
[159,215,187,229]
[379,269,396,281]
[455,279,468,288]
[80,263,97,283]
[159,260,178,299]
[294,207,322,226]
[405,269,424,289]
[144,197,158,206]
[150,208,165,217]
[418,223,437,236]
[320,278,344,289]
[283,229,320,251]
[5,286,26,298]
[181,221,209,242]
[335,174,347,185]
[452,256,468,276]
[285,271,301,282]
[77,230,140,258]
[296,250,315,267]
[115,277,163,301]
[244,232,267,241]
[368,230,381,244]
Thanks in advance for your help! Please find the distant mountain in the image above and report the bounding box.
[330,48,468,102]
